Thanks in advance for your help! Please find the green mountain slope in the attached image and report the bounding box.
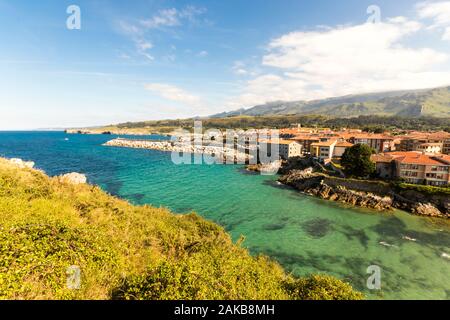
[213,87,450,118]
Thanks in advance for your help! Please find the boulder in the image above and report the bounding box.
[412,203,445,218]
[59,172,87,185]
[9,158,35,169]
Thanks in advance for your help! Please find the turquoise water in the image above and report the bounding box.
[0,131,449,299]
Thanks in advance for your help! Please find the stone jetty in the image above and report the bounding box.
[103,138,253,164]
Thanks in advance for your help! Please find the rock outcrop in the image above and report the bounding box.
[279,169,448,218]
[8,158,35,169]
[58,173,87,185]
[246,161,283,175]
[411,203,444,217]
[279,170,393,211]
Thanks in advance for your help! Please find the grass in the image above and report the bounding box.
[0,158,363,300]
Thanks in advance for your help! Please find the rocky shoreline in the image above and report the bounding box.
[279,169,449,218]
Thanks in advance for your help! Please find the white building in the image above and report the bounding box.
[278,140,303,159]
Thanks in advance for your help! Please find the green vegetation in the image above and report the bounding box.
[97,115,450,134]
[393,182,450,196]
[341,144,376,178]
[0,158,363,300]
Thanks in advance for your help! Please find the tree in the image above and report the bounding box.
[341,144,376,177]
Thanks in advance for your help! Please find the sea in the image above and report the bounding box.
[0,131,449,299]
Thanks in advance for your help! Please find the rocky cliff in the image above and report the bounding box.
[279,170,449,218]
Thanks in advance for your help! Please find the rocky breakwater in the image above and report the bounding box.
[104,138,252,164]
[279,169,393,211]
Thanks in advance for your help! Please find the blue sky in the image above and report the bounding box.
[0,0,450,129]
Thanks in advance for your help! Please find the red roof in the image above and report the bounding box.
[377,151,450,166]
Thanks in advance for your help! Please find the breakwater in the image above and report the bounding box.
[103,138,253,164]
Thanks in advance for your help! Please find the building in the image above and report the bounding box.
[333,141,354,158]
[371,151,450,186]
[371,153,398,180]
[258,139,302,160]
[444,138,450,155]
[310,140,337,162]
[350,134,394,153]
[278,140,302,159]
[398,132,450,154]
[414,143,442,154]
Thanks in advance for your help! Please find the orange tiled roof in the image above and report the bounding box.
[352,134,393,140]
[371,154,395,163]
[311,140,337,147]
[278,139,300,145]
[291,135,321,141]
[380,151,450,166]
[335,141,354,147]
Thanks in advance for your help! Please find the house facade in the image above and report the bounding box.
[372,152,450,186]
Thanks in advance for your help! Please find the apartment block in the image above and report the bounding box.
[372,152,450,186]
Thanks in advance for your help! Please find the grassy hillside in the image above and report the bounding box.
[79,115,450,135]
[213,86,450,118]
[0,158,362,300]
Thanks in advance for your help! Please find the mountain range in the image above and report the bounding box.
[212,86,450,118]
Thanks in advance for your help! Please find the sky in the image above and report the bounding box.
[0,0,450,129]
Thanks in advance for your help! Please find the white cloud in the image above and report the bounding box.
[144,83,202,107]
[179,5,207,22]
[136,40,153,51]
[232,61,248,75]
[417,1,450,25]
[231,60,261,77]
[118,6,206,62]
[140,8,180,29]
[139,6,206,30]
[417,1,450,40]
[197,50,208,57]
[444,26,450,40]
[227,16,450,108]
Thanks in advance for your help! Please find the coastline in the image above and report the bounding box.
[1,132,450,300]
[0,156,364,300]
[277,169,449,218]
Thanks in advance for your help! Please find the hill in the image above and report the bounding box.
[0,158,362,300]
[72,115,450,135]
[213,87,450,118]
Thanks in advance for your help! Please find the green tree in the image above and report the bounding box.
[341,144,376,177]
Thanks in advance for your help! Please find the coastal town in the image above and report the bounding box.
[101,125,450,187]
[97,124,450,218]
[278,125,450,187]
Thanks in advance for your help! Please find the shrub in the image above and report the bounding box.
[284,275,364,300]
